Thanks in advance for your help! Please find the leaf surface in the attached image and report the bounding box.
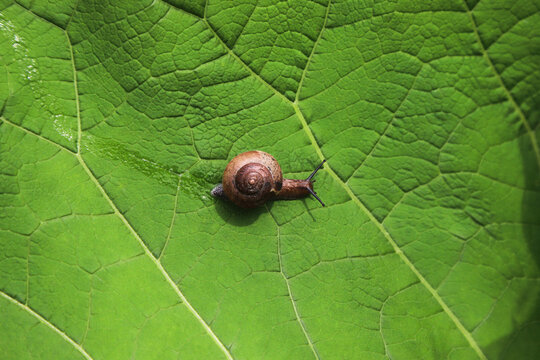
[1,0,539,359]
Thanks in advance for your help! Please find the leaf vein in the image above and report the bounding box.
[0,291,94,360]
[75,155,234,359]
[159,176,181,260]
[293,103,488,360]
[62,16,235,358]
[463,0,540,168]
[295,0,332,102]
[0,117,75,154]
[265,206,320,360]
[195,4,491,355]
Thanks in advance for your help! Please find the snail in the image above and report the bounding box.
[211,151,326,208]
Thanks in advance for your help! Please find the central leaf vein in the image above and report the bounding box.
[199,4,490,359]
[63,21,235,360]
[0,291,94,360]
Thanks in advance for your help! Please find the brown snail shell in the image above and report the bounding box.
[211,151,325,208]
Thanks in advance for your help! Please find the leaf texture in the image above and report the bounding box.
[1,0,539,359]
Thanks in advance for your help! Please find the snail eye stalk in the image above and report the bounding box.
[306,159,326,181]
[306,159,326,207]
[307,187,325,207]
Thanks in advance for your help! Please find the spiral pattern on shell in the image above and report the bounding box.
[235,163,271,195]
[221,150,283,208]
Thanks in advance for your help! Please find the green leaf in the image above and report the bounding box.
[1,0,539,359]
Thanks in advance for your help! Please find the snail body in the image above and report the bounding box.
[211,151,325,208]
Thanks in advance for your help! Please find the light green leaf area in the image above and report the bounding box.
[1,0,539,359]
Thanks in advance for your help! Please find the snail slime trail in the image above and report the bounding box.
[211,151,326,208]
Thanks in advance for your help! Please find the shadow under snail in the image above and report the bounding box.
[211,151,326,208]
